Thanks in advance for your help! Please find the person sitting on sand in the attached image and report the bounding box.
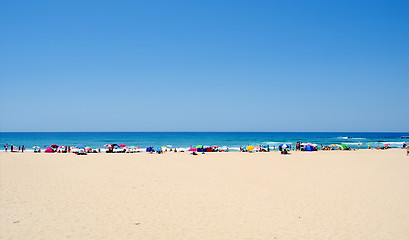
[192,151,198,155]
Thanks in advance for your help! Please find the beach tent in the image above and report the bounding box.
[305,145,315,151]
[45,147,54,153]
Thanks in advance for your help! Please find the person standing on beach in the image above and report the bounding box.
[22,145,25,153]
[4,144,7,152]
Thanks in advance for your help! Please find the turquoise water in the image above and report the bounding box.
[1,132,408,151]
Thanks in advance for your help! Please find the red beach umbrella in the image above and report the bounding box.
[51,144,58,148]
[189,148,197,152]
[119,144,127,148]
[384,143,390,146]
[104,144,111,147]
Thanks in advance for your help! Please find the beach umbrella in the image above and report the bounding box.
[51,144,58,148]
[104,144,111,147]
[167,145,173,148]
[154,147,162,152]
[384,143,390,146]
[135,147,140,149]
[305,145,315,151]
[341,144,348,149]
[84,147,91,149]
[329,144,337,147]
[33,146,40,149]
[246,146,255,151]
[75,145,85,149]
[189,148,197,152]
[45,147,54,153]
[196,145,203,149]
[119,144,127,148]
[279,144,289,148]
[161,146,167,149]
[212,145,219,148]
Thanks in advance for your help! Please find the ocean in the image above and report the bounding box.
[1,132,408,151]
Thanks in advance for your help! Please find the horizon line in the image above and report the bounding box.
[1,131,408,133]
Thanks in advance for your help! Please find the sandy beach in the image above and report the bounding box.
[1,149,408,239]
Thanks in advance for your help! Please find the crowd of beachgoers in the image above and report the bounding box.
[3,142,408,155]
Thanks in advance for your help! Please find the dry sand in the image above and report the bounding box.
[1,149,409,239]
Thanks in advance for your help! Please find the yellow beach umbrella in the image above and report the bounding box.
[246,146,255,151]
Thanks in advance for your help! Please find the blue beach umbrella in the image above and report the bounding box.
[279,144,289,148]
[75,145,85,149]
[154,147,162,152]
[305,145,315,151]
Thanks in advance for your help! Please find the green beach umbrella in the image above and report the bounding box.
[196,145,203,149]
[341,144,348,149]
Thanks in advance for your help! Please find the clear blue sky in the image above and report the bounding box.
[0,0,408,132]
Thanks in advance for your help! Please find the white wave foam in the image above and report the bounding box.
[341,142,362,146]
[228,147,241,150]
[338,137,365,140]
[381,142,406,146]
